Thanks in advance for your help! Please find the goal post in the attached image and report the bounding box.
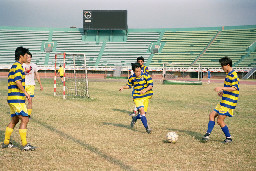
[54,52,90,99]
[162,63,202,85]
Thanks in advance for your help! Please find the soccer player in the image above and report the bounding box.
[130,56,149,115]
[119,63,153,134]
[58,65,64,83]
[202,56,239,143]
[137,56,149,74]
[23,51,43,117]
[2,46,36,151]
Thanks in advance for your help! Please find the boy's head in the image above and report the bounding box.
[15,46,29,63]
[137,56,144,66]
[59,65,62,67]
[219,56,232,72]
[132,63,141,78]
[27,51,32,63]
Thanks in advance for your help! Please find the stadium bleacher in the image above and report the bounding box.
[150,30,219,67]
[195,28,256,67]
[98,32,159,66]
[0,25,255,69]
[0,28,49,65]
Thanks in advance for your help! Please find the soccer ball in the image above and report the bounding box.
[166,132,178,143]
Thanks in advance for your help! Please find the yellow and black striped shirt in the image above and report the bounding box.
[127,73,153,99]
[7,61,26,103]
[141,65,149,74]
[220,70,239,109]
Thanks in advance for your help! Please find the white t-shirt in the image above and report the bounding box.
[23,63,38,85]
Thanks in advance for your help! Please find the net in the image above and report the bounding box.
[54,53,90,99]
[162,63,202,85]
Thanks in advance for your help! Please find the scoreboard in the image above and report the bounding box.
[83,10,127,30]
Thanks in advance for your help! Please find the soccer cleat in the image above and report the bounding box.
[21,143,36,151]
[146,128,152,134]
[202,133,210,142]
[223,138,232,144]
[130,116,137,128]
[1,142,14,149]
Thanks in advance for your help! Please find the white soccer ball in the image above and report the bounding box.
[166,132,178,143]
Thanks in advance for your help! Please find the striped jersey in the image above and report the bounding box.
[127,73,153,99]
[141,65,149,74]
[7,61,26,103]
[220,70,239,109]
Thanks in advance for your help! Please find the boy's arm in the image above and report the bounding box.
[119,85,130,91]
[140,85,153,94]
[215,87,237,92]
[35,71,43,91]
[16,80,30,100]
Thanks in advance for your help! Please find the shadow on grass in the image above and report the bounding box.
[112,108,131,115]
[0,129,22,149]
[102,122,143,133]
[168,128,225,143]
[31,118,136,171]
[168,128,204,141]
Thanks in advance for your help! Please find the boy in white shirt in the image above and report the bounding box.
[23,52,43,116]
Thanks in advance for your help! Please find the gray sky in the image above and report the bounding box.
[0,0,255,29]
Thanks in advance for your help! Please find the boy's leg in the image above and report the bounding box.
[202,111,218,142]
[27,93,33,116]
[18,115,36,150]
[18,115,29,146]
[3,116,19,146]
[140,98,151,134]
[217,115,232,143]
[207,111,218,133]
[26,85,34,116]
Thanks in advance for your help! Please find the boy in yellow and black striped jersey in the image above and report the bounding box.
[2,46,36,151]
[130,56,150,116]
[202,56,239,143]
[119,63,153,134]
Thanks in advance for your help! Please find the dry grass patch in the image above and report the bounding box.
[0,78,255,170]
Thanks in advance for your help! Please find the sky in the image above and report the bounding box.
[0,0,255,29]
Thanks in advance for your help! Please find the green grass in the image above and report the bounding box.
[0,78,255,170]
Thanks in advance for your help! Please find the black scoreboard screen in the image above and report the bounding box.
[83,10,127,30]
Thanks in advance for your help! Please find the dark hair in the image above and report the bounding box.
[219,56,232,67]
[15,46,29,61]
[137,56,144,62]
[131,63,141,72]
[27,51,32,58]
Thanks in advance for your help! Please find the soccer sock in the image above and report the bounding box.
[221,125,231,138]
[140,115,148,129]
[4,127,14,145]
[19,129,27,146]
[28,109,32,116]
[206,120,215,134]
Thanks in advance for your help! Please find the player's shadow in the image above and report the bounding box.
[168,128,203,141]
[31,118,136,171]
[112,108,131,115]
[103,122,142,133]
[0,129,21,149]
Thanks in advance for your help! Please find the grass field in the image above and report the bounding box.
[0,77,255,170]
